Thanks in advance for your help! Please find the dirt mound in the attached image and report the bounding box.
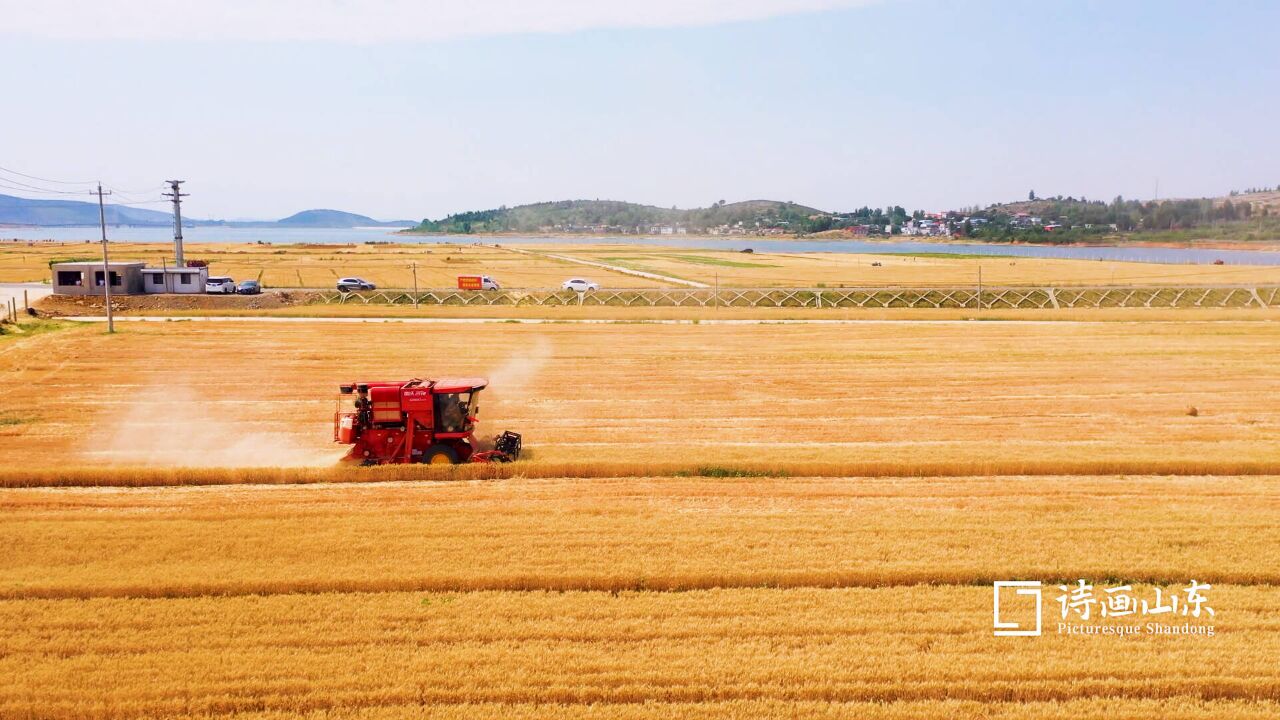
[36,290,316,316]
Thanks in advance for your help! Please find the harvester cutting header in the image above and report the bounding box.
[334,378,521,465]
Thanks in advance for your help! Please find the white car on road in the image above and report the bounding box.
[561,278,600,292]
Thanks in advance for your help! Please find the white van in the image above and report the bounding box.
[458,275,501,290]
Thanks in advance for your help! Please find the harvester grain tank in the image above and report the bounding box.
[334,378,521,464]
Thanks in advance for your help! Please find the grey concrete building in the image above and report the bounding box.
[140,267,208,294]
[51,262,147,296]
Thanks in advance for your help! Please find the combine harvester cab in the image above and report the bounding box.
[334,378,521,465]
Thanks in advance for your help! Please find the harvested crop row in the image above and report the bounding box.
[8,457,1280,489]
[2,320,1279,473]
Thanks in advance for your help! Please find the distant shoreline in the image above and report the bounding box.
[3,227,1276,255]
[396,229,1280,253]
[0,223,412,230]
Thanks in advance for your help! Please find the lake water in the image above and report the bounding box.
[4,225,1280,266]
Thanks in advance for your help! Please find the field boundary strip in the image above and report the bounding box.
[307,284,1280,309]
[5,460,1280,488]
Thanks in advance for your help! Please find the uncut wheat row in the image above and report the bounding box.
[1,587,1275,719]
[3,476,1277,598]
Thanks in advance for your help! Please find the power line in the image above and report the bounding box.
[104,198,171,207]
[0,175,159,201]
[0,166,167,200]
[0,181,168,206]
[0,175,76,193]
[0,164,96,186]
[0,179,87,196]
[105,181,166,192]
[103,186,160,198]
[106,188,168,204]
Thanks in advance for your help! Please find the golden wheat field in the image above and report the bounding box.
[2,319,1280,473]
[5,476,1279,597]
[2,318,1278,717]
[4,585,1276,718]
[6,239,1280,289]
[528,242,1280,288]
[1,476,1277,718]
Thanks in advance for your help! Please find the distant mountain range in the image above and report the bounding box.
[0,194,413,229]
[0,193,177,227]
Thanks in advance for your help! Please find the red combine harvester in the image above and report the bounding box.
[333,378,521,465]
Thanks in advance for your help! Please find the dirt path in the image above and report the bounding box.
[494,244,710,287]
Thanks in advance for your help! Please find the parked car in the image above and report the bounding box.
[337,277,376,292]
[237,280,262,295]
[561,278,600,292]
[205,276,236,294]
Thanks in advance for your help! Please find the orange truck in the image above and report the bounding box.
[457,275,500,290]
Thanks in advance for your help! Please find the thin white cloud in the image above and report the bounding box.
[0,1,881,42]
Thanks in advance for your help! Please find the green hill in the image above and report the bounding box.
[276,209,413,228]
[411,199,830,234]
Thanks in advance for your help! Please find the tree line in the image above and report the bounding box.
[412,195,1273,239]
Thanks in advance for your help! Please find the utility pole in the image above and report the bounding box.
[163,180,188,267]
[94,183,115,333]
[411,261,419,308]
[976,265,983,313]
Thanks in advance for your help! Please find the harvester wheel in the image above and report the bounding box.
[422,445,459,465]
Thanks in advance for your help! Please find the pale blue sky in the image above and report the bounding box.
[1,0,1277,220]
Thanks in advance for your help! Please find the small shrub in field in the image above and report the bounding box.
[1187,406,1200,417]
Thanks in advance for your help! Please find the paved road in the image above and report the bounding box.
[0,283,49,314]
